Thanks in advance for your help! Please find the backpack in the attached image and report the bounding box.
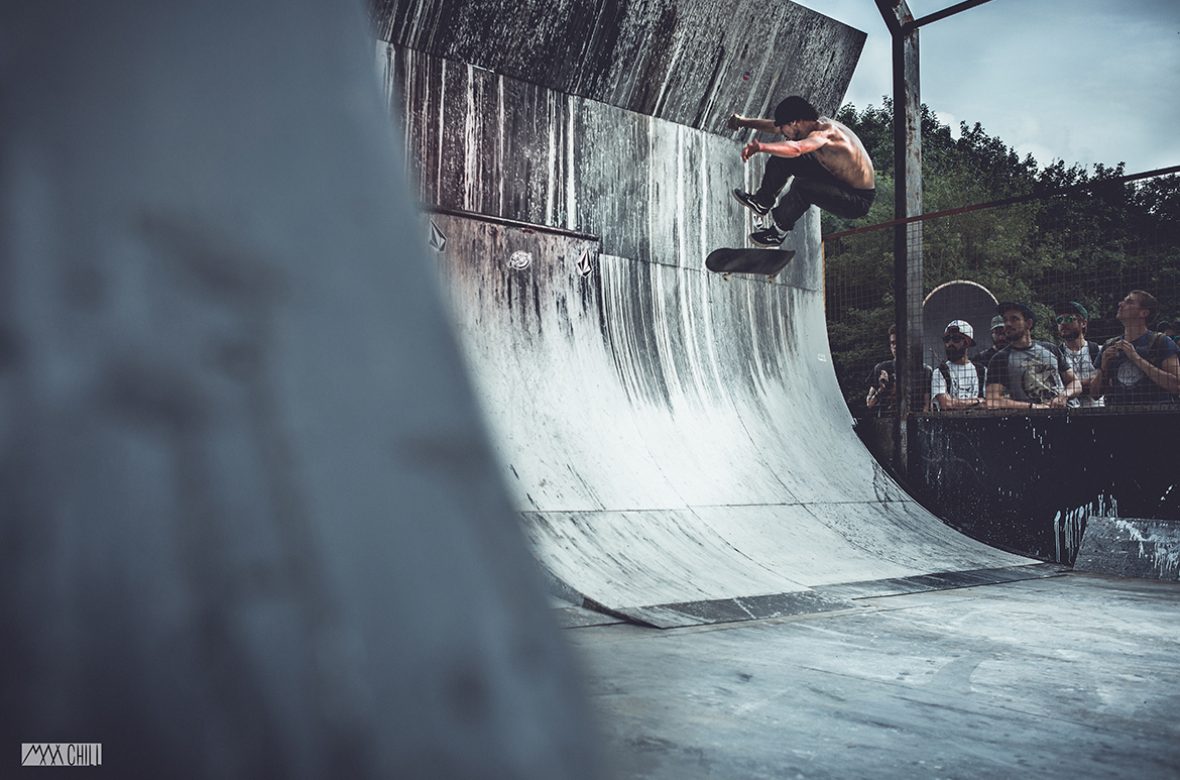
[1085,340,1100,366]
[937,361,985,398]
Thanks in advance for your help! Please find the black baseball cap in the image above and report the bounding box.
[997,301,1035,322]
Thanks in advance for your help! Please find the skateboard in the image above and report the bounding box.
[705,247,795,281]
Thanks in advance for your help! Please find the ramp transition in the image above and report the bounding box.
[428,211,1055,628]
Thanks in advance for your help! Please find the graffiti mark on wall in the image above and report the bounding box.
[507,250,533,271]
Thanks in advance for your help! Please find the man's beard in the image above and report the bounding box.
[945,344,967,361]
[1060,326,1082,340]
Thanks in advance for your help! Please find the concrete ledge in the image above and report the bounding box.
[1074,517,1180,581]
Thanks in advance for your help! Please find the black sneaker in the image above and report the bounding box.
[750,225,787,247]
[732,188,771,217]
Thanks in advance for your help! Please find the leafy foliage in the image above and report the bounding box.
[823,102,1180,410]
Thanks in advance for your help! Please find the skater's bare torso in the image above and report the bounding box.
[735,115,875,190]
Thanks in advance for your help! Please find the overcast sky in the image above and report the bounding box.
[797,0,1180,175]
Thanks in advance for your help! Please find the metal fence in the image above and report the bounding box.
[824,167,1180,417]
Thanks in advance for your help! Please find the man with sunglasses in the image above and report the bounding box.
[1054,301,1104,408]
[985,301,1082,411]
[931,320,986,411]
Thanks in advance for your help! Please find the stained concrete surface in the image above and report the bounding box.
[381,15,1044,631]
[568,573,1180,779]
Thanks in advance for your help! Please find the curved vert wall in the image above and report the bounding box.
[428,211,1037,627]
[378,3,1043,627]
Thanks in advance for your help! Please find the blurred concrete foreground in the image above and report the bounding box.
[0,1,596,777]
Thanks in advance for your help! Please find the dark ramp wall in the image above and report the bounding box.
[384,46,777,268]
[372,0,864,134]
[912,413,1180,565]
[375,0,865,266]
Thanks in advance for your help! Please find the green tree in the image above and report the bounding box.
[822,102,1179,409]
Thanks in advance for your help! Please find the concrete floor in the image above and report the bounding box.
[567,573,1180,779]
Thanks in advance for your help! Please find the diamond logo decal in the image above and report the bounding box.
[428,220,446,252]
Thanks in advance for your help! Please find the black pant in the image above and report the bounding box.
[753,154,875,231]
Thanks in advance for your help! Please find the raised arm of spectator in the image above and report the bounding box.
[1077,366,1096,397]
[1162,354,1180,393]
[865,368,889,410]
[1092,345,1114,399]
[1094,340,1180,397]
[1048,369,1083,409]
[986,358,1035,410]
[932,365,983,410]
[937,393,985,411]
[1145,353,1180,394]
[986,383,1048,411]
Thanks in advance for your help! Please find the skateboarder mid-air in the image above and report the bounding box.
[729,96,876,247]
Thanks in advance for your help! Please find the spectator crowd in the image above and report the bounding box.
[865,289,1180,415]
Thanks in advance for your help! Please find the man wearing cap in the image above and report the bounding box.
[985,301,1082,410]
[931,320,986,411]
[728,95,876,247]
[1054,301,1104,408]
[972,315,1008,371]
[1091,290,1180,407]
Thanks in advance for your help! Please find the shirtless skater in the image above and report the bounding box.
[729,96,876,247]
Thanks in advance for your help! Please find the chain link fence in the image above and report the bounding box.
[825,167,1180,417]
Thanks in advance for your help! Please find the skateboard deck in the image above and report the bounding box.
[705,247,795,280]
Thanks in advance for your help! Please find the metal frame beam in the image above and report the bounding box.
[905,0,996,32]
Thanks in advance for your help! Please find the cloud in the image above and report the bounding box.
[803,0,1180,173]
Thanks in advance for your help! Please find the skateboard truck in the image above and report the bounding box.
[719,270,779,284]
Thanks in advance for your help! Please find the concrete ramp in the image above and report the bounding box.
[380,0,1051,628]
[429,211,1049,627]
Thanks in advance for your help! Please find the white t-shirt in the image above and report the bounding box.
[931,360,982,409]
[1061,341,1104,407]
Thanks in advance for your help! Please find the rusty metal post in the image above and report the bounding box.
[876,0,924,476]
[895,17,924,474]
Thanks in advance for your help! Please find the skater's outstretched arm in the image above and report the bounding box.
[727,113,779,133]
[741,133,829,162]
